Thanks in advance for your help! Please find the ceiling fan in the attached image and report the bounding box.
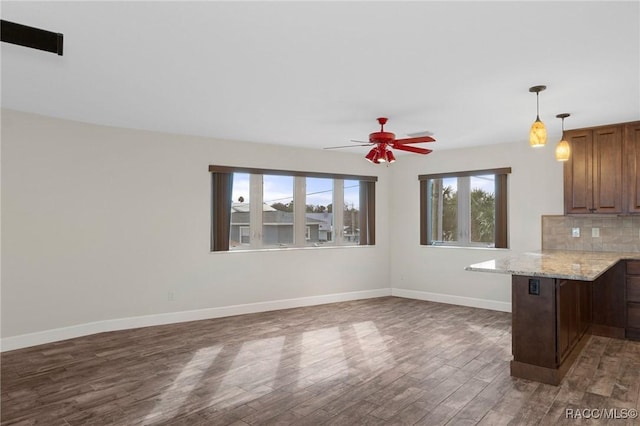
[324,117,436,164]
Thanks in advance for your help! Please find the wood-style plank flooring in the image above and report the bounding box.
[2,297,639,425]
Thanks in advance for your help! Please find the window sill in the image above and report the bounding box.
[421,245,511,251]
[211,244,374,254]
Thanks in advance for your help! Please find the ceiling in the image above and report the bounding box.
[2,1,639,153]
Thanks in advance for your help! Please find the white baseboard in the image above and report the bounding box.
[391,288,512,313]
[1,288,391,352]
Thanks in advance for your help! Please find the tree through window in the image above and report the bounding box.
[419,168,510,248]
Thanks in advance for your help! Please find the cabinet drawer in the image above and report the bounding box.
[629,277,640,302]
[628,303,640,329]
[627,261,640,275]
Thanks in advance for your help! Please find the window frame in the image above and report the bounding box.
[210,165,377,252]
[419,167,510,249]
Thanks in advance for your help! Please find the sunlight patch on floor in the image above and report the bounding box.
[218,336,285,390]
[144,345,222,422]
[352,321,394,369]
[298,326,347,385]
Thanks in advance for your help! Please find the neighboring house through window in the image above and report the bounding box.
[210,166,377,251]
[239,226,250,245]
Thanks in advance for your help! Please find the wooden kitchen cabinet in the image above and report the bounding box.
[511,275,591,384]
[564,121,640,215]
[591,260,625,338]
[564,124,623,214]
[557,279,591,363]
[627,260,640,340]
[625,122,640,213]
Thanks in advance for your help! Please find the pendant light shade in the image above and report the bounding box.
[529,85,547,147]
[555,140,570,161]
[529,119,547,147]
[555,113,571,162]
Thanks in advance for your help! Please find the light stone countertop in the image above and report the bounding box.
[465,250,640,281]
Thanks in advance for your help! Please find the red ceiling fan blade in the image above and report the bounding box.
[394,145,433,155]
[394,136,436,144]
[323,143,372,150]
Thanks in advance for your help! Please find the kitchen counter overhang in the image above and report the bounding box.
[465,249,640,281]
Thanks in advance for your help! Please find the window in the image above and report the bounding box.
[263,175,294,247]
[210,166,376,251]
[306,177,334,244]
[230,173,251,248]
[419,168,510,248]
[344,180,360,244]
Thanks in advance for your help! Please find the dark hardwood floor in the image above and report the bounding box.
[1,297,639,425]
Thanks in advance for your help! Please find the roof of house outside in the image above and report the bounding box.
[305,213,333,231]
[232,202,275,212]
[231,211,326,225]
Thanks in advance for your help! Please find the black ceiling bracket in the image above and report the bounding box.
[1,20,63,56]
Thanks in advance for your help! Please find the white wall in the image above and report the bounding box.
[1,110,391,348]
[1,109,567,349]
[389,140,564,311]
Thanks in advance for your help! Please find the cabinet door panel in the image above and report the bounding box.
[627,276,640,302]
[564,130,593,214]
[579,280,591,335]
[627,260,640,275]
[592,126,623,213]
[625,123,640,213]
[628,303,640,328]
[556,280,577,363]
[592,261,625,328]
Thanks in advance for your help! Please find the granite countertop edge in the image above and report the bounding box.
[465,250,640,281]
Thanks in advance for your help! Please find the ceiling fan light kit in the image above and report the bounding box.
[325,117,436,164]
[555,113,571,162]
[365,146,396,164]
[529,85,547,148]
[386,149,396,163]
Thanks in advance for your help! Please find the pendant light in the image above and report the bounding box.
[529,85,547,147]
[555,113,571,162]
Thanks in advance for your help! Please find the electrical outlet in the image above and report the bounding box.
[592,227,600,238]
[168,291,175,301]
[572,227,580,238]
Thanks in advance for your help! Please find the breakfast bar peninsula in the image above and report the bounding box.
[466,250,640,385]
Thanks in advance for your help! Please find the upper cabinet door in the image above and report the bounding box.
[626,122,640,213]
[563,121,638,215]
[592,126,623,214]
[564,129,593,214]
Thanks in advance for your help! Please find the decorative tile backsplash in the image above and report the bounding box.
[542,215,640,252]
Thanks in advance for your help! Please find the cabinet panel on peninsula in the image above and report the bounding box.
[627,260,640,339]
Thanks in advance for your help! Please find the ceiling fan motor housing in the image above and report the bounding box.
[370,117,396,144]
[369,131,395,144]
